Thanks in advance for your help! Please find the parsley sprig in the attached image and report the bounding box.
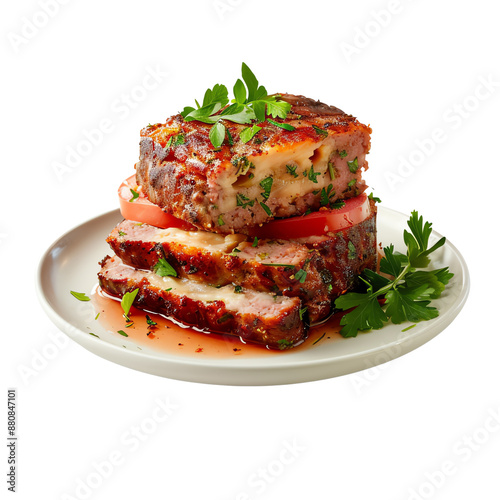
[181,63,294,147]
[334,211,453,338]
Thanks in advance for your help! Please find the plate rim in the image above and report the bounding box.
[36,206,470,384]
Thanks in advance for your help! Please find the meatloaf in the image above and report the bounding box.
[98,255,306,349]
[136,94,371,234]
[106,198,377,323]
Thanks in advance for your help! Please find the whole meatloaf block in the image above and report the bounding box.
[98,255,306,350]
[106,199,377,323]
[136,94,371,234]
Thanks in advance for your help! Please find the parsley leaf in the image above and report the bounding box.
[260,201,272,216]
[236,193,254,209]
[209,121,226,148]
[181,63,292,147]
[307,165,320,183]
[240,124,262,143]
[129,189,139,202]
[70,291,90,301]
[334,211,453,337]
[347,157,359,173]
[294,269,308,283]
[267,118,295,131]
[121,289,139,320]
[286,164,299,178]
[259,176,273,201]
[312,124,328,138]
[154,258,178,277]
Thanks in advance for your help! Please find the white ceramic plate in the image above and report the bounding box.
[36,207,469,386]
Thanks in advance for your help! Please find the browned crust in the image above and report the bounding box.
[98,256,306,350]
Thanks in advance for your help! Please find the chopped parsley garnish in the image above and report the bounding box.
[320,184,336,207]
[117,330,128,337]
[129,189,140,202]
[260,201,272,216]
[299,307,308,321]
[262,262,295,269]
[259,176,273,201]
[368,192,382,203]
[217,312,234,324]
[173,133,185,146]
[154,258,178,277]
[347,241,357,260]
[267,119,295,131]
[218,214,225,226]
[121,288,139,320]
[327,162,335,181]
[234,285,243,293]
[277,339,293,350]
[307,165,320,183]
[334,211,453,338]
[236,193,254,209]
[118,230,127,237]
[286,164,299,178]
[181,63,293,147]
[312,124,328,138]
[347,157,359,173]
[330,200,346,210]
[146,315,157,327]
[339,150,348,158]
[240,124,262,143]
[89,332,99,338]
[294,269,308,284]
[70,291,90,302]
[226,128,234,145]
[164,136,173,149]
[252,236,259,247]
[232,156,254,177]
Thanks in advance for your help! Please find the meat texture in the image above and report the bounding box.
[106,200,377,323]
[98,255,305,350]
[136,94,371,234]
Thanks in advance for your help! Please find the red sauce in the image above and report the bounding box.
[91,287,344,358]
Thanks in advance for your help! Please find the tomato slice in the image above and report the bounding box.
[118,175,197,230]
[118,175,371,237]
[249,193,371,239]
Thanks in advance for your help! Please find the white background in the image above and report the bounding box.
[2,0,499,499]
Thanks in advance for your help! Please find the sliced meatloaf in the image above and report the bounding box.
[136,94,371,234]
[98,255,305,350]
[106,199,377,323]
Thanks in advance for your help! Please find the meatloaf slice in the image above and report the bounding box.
[136,93,371,234]
[106,199,377,323]
[98,255,305,350]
